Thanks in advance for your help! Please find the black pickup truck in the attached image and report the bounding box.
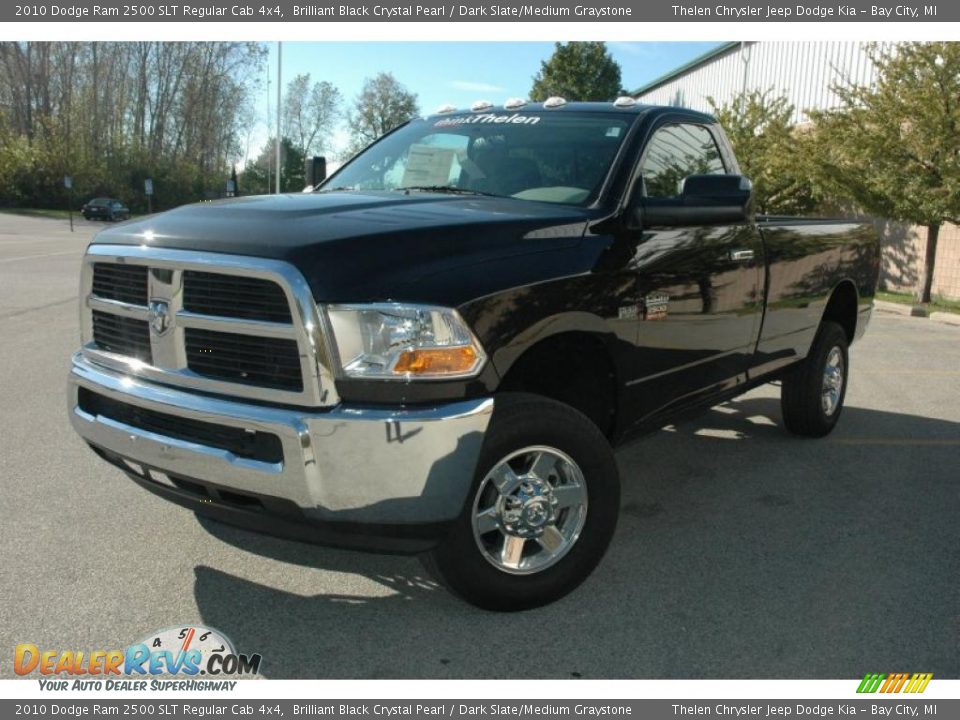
[68,100,879,610]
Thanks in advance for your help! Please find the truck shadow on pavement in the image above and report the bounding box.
[192,396,960,679]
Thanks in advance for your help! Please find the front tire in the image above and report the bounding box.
[423,393,620,611]
[780,321,849,437]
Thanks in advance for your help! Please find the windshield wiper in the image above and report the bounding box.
[397,186,499,197]
[317,186,356,193]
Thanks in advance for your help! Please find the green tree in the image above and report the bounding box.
[347,72,419,154]
[530,42,624,103]
[237,147,270,196]
[709,89,822,215]
[238,137,305,195]
[0,113,41,205]
[807,42,960,303]
[283,73,342,158]
[279,138,307,192]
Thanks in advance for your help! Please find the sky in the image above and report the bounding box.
[243,41,725,165]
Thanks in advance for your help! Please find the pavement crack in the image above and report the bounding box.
[0,296,76,321]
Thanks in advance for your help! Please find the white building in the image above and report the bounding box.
[633,41,960,301]
[633,41,894,124]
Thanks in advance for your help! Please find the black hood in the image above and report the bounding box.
[92,191,597,304]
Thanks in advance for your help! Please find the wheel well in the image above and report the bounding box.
[822,281,858,343]
[497,333,618,439]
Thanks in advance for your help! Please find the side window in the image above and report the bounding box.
[641,124,726,199]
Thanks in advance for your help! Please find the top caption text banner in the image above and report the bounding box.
[3,0,956,22]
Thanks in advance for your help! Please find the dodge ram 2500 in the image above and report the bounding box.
[68,99,880,610]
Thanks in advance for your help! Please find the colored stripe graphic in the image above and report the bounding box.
[857,672,932,693]
[905,673,934,693]
[857,673,885,693]
[890,673,910,693]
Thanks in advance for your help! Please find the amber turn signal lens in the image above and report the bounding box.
[393,346,479,375]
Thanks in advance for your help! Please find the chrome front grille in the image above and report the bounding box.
[80,245,339,408]
[91,310,152,362]
[184,327,303,391]
[92,262,149,305]
[182,270,293,323]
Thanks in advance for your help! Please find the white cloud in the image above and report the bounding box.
[448,80,507,93]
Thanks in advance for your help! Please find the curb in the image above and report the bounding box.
[874,300,960,326]
[873,300,913,316]
[930,311,960,327]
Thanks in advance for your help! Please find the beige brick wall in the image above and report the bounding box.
[878,221,960,301]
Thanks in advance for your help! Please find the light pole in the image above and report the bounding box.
[266,68,271,193]
[275,41,282,194]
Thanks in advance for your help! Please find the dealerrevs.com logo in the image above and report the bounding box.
[15,625,262,691]
[857,673,933,694]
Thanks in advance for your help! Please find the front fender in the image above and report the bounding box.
[488,311,617,378]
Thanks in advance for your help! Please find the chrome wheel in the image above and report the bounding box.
[821,346,845,416]
[471,445,588,576]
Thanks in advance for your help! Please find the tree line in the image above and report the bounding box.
[0,42,266,212]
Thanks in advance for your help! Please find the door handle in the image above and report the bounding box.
[729,249,755,262]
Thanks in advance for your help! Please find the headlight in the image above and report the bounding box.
[325,303,486,380]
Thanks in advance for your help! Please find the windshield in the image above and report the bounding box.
[322,111,636,206]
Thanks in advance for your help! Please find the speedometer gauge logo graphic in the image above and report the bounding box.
[127,624,261,676]
[136,625,236,673]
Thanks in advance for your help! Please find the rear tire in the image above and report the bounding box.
[780,321,849,437]
[423,393,620,611]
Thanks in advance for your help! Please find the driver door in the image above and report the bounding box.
[624,121,764,423]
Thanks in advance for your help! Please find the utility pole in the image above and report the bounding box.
[740,41,752,94]
[275,41,282,194]
[64,175,74,232]
[266,66,271,193]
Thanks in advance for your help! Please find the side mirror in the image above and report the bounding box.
[640,174,753,227]
[304,156,327,191]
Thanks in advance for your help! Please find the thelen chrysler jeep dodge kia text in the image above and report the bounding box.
[68,99,880,610]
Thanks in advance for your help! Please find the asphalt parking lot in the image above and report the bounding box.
[0,213,957,679]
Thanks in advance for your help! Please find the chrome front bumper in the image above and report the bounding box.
[68,353,493,547]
